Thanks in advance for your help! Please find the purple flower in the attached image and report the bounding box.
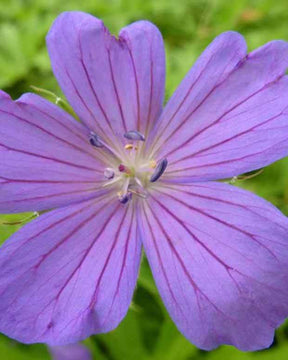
[0,11,288,352]
[48,343,92,360]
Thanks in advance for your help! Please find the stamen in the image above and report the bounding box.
[89,133,103,148]
[118,192,132,204]
[118,164,126,172]
[95,126,168,202]
[124,144,138,152]
[128,185,148,199]
[150,158,168,182]
[135,177,142,186]
[118,164,133,176]
[89,132,121,159]
[122,177,130,195]
[124,130,145,142]
[104,168,114,180]
[125,144,134,150]
[102,176,120,188]
[119,193,132,204]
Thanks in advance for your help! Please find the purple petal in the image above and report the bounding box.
[0,90,11,100]
[48,343,92,360]
[0,196,141,345]
[150,33,288,181]
[0,94,106,213]
[46,11,165,142]
[138,182,288,350]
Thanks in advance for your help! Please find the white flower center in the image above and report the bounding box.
[104,145,157,203]
[89,131,167,204]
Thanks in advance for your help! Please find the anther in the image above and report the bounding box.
[89,132,103,148]
[124,130,145,141]
[89,132,122,159]
[118,192,132,204]
[124,144,138,151]
[104,168,115,180]
[150,158,168,183]
[118,164,132,175]
[125,144,134,150]
[118,164,126,172]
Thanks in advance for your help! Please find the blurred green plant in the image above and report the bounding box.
[1,0,288,359]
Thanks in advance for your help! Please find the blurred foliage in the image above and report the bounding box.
[1,0,288,359]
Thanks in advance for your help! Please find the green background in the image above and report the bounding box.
[1,0,288,359]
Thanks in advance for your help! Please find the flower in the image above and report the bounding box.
[0,10,288,352]
[48,343,92,360]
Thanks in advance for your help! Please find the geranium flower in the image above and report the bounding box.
[48,343,91,360]
[0,11,288,351]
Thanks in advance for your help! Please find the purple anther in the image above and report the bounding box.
[124,130,145,141]
[89,133,103,147]
[150,158,168,182]
[118,164,126,172]
[119,192,132,204]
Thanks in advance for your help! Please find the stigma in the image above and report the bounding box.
[89,129,168,204]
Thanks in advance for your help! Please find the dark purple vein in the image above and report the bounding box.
[0,142,98,172]
[145,44,154,135]
[146,200,230,318]
[162,78,281,160]
[88,205,128,309]
[142,203,181,311]
[1,199,101,271]
[152,48,245,154]
[151,47,219,148]
[0,108,101,166]
[107,48,127,132]
[0,187,106,205]
[156,191,279,261]
[17,101,105,163]
[17,98,88,142]
[168,136,288,174]
[168,110,283,167]
[161,183,288,236]
[126,45,141,131]
[0,176,102,184]
[101,206,136,327]
[28,200,119,316]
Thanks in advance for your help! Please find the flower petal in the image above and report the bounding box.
[150,33,288,181]
[0,90,11,100]
[0,94,106,213]
[46,11,165,142]
[0,196,141,345]
[48,343,92,360]
[138,182,288,350]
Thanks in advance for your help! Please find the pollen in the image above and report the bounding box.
[124,144,134,150]
[149,160,157,169]
[124,143,138,151]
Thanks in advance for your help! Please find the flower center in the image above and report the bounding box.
[89,130,168,204]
